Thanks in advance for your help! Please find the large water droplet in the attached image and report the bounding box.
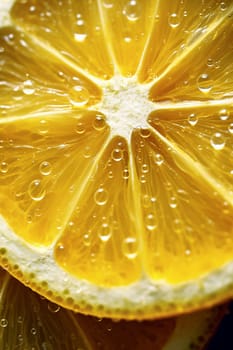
[168,13,180,28]
[94,188,108,206]
[39,161,52,176]
[210,132,226,150]
[93,113,106,131]
[123,1,140,21]
[28,179,46,201]
[69,85,90,107]
[122,237,138,259]
[197,73,213,93]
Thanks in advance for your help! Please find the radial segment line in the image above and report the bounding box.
[153,5,233,85]
[155,97,233,111]
[96,0,121,76]
[152,129,233,208]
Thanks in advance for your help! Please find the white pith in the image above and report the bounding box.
[95,76,155,140]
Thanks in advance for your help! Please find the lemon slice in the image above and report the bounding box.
[0,0,232,319]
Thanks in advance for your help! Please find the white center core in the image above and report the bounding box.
[96,77,156,141]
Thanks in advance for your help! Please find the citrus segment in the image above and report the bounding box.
[55,136,141,286]
[0,111,110,245]
[10,0,113,80]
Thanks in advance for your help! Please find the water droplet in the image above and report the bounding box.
[31,328,37,335]
[83,145,92,158]
[123,35,132,43]
[39,161,52,176]
[74,18,87,42]
[38,120,49,135]
[98,223,112,242]
[75,121,86,134]
[94,188,108,206]
[197,73,213,93]
[154,153,164,166]
[93,113,106,130]
[141,163,149,173]
[28,179,46,201]
[145,213,157,231]
[0,318,8,328]
[188,113,198,126]
[122,168,129,179]
[103,0,114,8]
[139,128,151,138]
[22,79,35,95]
[169,196,177,208]
[228,123,233,134]
[0,161,8,173]
[210,132,226,150]
[48,302,60,313]
[168,13,180,28]
[207,58,214,67]
[83,233,91,246]
[220,2,227,11]
[111,148,123,161]
[123,0,140,21]
[122,237,138,259]
[69,85,89,107]
[219,109,230,121]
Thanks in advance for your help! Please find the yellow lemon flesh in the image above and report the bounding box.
[0,0,232,319]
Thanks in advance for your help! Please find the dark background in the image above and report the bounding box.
[207,303,233,349]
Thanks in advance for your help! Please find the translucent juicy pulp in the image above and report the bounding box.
[0,0,233,287]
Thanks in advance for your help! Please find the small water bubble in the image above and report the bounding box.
[94,188,108,206]
[75,122,86,134]
[98,223,112,242]
[228,123,233,134]
[141,163,149,173]
[0,161,8,173]
[108,170,113,179]
[22,79,35,95]
[220,2,227,11]
[93,113,106,130]
[83,233,91,246]
[38,119,49,135]
[123,35,132,43]
[188,113,198,126]
[83,145,92,158]
[111,148,123,161]
[122,237,138,259]
[69,85,90,107]
[168,13,180,28]
[103,0,114,8]
[154,153,164,166]
[139,128,151,138]
[28,179,46,201]
[26,213,33,223]
[123,0,140,21]
[219,108,230,121]
[39,161,52,176]
[48,302,60,313]
[145,213,157,231]
[207,58,214,67]
[74,18,87,42]
[31,328,37,335]
[210,132,226,150]
[140,174,147,183]
[0,318,8,328]
[169,196,177,208]
[197,73,213,93]
[122,168,129,179]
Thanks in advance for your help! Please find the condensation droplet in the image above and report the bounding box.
[197,73,213,93]
[74,18,87,42]
[154,153,164,166]
[0,318,8,328]
[111,148,123,161]
[22,79,35,95]
[123,0,140,21]
[94,188,108,206]
[228,123,233,134]
[103,0,114,8]
[122,168,129,179]
[0,161,8,173]
[210,132,226,150]
[169,196,177,209]
[219,109,230,121]
[122,237,138,259]
[39,161,52,176]
[98,223,112,242]
[188,113,198,126]
[220,2,227,11]
[141,163,149,173]
[38,120,49,135]
[28,179,46,201]
[69,85,89,107]
[75,122,86,134]
[123,35,132,43]
[83,233,91,246]
[48,302,60,313]
[139,128,151,138]
[31,328,37,335]
[207,58,214,67]
[145,213,157,231]
[93,113,106,130]
[168,13,180,28]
